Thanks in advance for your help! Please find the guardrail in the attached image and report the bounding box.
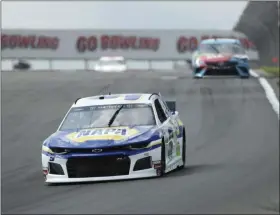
[1,58,191,71]
[234,1,279,67]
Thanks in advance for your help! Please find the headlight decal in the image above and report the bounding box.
[42,146,54,154]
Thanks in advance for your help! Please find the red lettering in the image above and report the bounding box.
[99,35,159,51]
[9,35,18,48]
[129,36,137,49]
[1,34,59,50]
[101,35,110,50]
[189,37,198,51]
[17,36,31,48]
[118,36,126,49]
[30,36,36,48]
[140,37,156,50]
[139,37,148,49]
[150,38,160,51]
[1,35,8,49]
[110,36,120,49]
[37,37,48,49]
[76,36,97,53]
[177,36,188,53]
[177,36,198,53]
[119,36,130,49]
[76,35,160,52]
[87,36,98,51]
[155,38,160,51]
[76,36,87,53]
[51,37,59,50]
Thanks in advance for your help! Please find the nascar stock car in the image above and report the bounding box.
[42,93,186,184]
[94,56,128,72]
[189,38,250,79]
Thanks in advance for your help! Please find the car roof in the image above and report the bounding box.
[201,38,241,45]
[73,93,158,107]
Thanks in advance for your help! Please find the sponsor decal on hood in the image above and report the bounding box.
[45,126,160,148]
[199,54,232,62]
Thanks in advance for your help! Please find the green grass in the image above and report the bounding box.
[261,67,280,86]
[261,66,280,76]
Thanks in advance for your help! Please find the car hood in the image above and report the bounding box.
[198,53,248,63]
[44,125,160,148]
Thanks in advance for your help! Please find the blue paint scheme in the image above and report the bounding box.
[45,125,160,149]
[42,124,184,158]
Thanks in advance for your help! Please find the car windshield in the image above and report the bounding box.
[59,104,156,131]
[98,60,125,67]
[198,43,246,54]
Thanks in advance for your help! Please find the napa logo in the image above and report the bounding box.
[65,127,139,142]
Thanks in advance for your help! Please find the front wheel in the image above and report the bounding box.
[156,138,166,177]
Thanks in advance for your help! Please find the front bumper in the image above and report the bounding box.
[193,62,250,78]
[42,147,161,183]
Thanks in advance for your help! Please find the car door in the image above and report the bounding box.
[154,99,176,164]
[159,99,180,136]
[159,98,182,158]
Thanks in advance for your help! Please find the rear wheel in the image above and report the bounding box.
[179,128,186,169]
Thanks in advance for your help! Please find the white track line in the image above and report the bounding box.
[250,69,279,119]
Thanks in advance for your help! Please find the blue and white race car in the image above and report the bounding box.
[190,38,250,78]
[42,93,186,184]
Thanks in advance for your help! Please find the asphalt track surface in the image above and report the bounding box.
[2,70,279,214]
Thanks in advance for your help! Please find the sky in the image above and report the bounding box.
[2,1,248,30]
[1,1,249,71]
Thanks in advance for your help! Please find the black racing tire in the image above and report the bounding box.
[178,128,186,170]
[158,137,166,177]
[182,128,186,164]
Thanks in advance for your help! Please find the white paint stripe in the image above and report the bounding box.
[249,69,259,78]
[250,69,279,119]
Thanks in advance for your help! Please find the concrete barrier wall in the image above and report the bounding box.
[234,1,279,67]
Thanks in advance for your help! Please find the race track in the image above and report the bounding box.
[2,71,279,214]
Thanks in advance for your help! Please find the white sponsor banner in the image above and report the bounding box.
[1,29,259,60]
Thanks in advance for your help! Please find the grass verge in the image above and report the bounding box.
[261,67,279,86]
[261,67,279,76]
